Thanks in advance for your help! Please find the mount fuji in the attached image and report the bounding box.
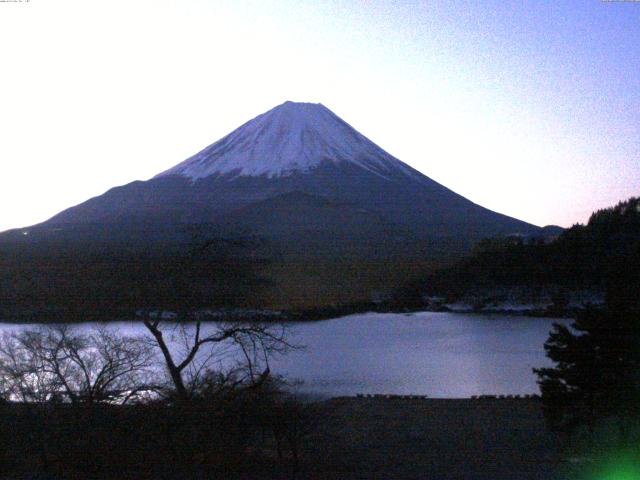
[4,101,542,311]
[33,101,538,240]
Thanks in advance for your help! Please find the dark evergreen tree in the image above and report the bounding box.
[534,306,639,435]
[534,206,640,443]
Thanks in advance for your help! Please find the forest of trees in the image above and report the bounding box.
[417,197,640,299]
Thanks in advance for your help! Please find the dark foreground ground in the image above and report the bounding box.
[296,397,563,480]
[1,397,572,480]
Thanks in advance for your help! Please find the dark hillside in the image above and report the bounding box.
[418,197,640,301]
[0,236,268,322]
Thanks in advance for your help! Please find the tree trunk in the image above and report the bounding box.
[144,320,189,401]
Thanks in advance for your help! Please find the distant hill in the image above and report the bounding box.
[416,197,640,305]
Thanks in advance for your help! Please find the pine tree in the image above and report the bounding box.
[535,305,639,436]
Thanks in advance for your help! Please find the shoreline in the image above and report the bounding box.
[0,302,577,324]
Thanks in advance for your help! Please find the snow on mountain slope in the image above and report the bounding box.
[155,101,421,181]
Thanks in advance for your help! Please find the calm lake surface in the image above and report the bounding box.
[0,312,569,398]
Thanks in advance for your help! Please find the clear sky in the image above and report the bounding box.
[1,0,638,231]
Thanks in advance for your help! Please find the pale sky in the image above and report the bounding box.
[1,0,638,232]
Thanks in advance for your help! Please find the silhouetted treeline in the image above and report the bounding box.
[415,197,640,299]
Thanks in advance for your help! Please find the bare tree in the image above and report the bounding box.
[0,331,52,403]
[138,234,295,402]
[142,317,293,402]
[0,325,157,404]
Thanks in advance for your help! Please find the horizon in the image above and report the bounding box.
[1,1,638,231]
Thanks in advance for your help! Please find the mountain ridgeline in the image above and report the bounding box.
[0,101,544,319]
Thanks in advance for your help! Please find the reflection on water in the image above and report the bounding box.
[0,312,569,398]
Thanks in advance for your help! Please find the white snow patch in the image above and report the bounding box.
[443,303,473,313]
[154,101,422,181]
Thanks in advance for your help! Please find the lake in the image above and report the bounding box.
[0,311,569,398]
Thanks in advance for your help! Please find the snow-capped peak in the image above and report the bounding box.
[154,101,419,180]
